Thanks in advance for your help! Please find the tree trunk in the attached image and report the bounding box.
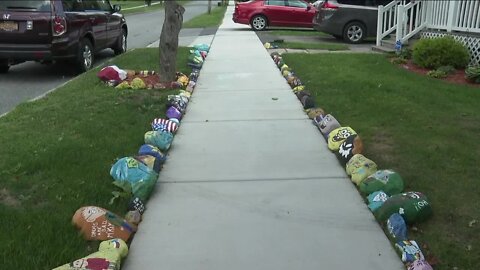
[208,0,212,14]
[159,1,185,83]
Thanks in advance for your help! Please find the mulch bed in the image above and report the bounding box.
[124,74,162,89]
[399,60,479,87]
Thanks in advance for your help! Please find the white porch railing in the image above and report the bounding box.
[377,0,480,47]
[376,0,402,46]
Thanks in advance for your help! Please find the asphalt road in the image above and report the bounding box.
[0,0,211,116]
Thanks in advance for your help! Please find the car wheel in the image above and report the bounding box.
[76,38,94,73]
[0,60,9,73]
[343,22,365,44]
[251,15,267,31]
[113,28,127,55]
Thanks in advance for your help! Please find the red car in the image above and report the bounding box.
[233,0,316,31]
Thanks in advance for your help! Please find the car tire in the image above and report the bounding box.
[343,22,366,44]
[76,38,94,73]
[251,15,267,31]
[0,60,9,73]
[113,28,127,55]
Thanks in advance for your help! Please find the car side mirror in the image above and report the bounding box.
[113,5,121,13]
[307,5,312,11]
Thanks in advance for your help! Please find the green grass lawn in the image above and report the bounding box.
[183,5,227,28]
[282,53,480,270]
[276,41,348,51]
[0,47,191,269]
[111,0,165,15]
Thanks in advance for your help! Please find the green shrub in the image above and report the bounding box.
[412,37,469,69]
[465,65,480,83]
[437,65,456,75]
[427,70,448,79]
[399,48,412,60]
[391,57,407,65]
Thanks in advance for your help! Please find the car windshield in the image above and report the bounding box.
[0,0,51,11]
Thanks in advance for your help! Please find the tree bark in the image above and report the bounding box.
[159,1,185,83]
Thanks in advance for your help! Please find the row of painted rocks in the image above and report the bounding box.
[269,51,434,270]
[52,44,210,270]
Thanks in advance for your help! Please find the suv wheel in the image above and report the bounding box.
[0,60,9,73]
[76,38,94,73]
[343,22,365,44]
[113,28,127,55]
[251,15,267,31]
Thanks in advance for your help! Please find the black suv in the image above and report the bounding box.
[313,0,392,43]
[0,0,128,73]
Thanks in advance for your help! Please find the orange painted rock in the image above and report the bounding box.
[72,206,136,242]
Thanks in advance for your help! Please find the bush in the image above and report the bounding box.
[391,57,407,65]
[465,65,480,83]
[427,70,447,79]
[399,48,412,60]
[412,37,469,69]
[437,65,456,75]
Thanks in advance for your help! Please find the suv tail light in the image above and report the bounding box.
[322,2,339,10]
[52,15,66,36]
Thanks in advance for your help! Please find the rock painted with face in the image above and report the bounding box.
[53,238,129,270]
[337,134,364,164]
[328,127,356,151]
[72,206,136,241]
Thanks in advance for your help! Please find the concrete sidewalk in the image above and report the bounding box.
[123,5,404,270]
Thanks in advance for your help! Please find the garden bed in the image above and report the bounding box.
[398,60,479,87]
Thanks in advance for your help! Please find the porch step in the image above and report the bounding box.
[372,45,396,53]
[381,39,397,47]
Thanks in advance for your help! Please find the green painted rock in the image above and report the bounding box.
[375,191,432,224]
[359,169,404,196]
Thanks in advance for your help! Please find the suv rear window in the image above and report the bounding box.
[0,0,51,12]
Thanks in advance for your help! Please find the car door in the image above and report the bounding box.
[263,0,291,26]
[97,0,120,47]
[285,0,315,27]
[62,2,88,38]
[82,0,108,50]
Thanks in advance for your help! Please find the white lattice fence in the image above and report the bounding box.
[421,31,480,65]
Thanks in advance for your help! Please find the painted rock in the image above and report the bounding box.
[72,207,136,242]
[327,126,356,151]
[395,240,425,263]
[151,118,179,133]
[337,134,364,164]
[359,169,404,196]
[375,191,432,224]
[53,238,128,270]
[386,213,407,241]
[144,130,174,151]
[306,107,325,120]
[317,114,341,137]
[367,191,389,212]
[345,154,377,185]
